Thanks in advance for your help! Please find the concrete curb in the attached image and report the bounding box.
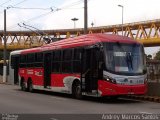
[0,82,11,85]
[126,95,160,103]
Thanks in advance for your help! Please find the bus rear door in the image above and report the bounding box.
[11,55,20,84]
[44,52,52,88]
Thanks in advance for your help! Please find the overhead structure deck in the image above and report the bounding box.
[1,19,160,50]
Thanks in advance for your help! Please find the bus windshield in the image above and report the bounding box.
[104,42,146,75]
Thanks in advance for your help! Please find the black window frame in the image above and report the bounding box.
[63,49,73,61]
[61,49,73,73]
[72,48,82,73]
[52,47,83,74]
[52,50,62,73]
[35,52,43,63]
[27,53,35,63]
[20,55,26,63]
[34,52,44,68]
[11,55,19,69]
[27,53,35,68]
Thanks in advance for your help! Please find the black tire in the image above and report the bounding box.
[72,81,82,99]
[21,80,26,91]
[109,96,119,100]
[28,80,34,92]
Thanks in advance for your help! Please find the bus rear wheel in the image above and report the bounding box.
[72,81,82,99]
[21,80,26,91]
[28,79,34,92]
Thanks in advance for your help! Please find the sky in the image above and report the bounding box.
[0,0,160,56]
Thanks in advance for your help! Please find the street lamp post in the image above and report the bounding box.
[84,0,88,34]
[3,9,7,83]
[91,22,94,28]
[118,4,124,36]
[71,17,79,29]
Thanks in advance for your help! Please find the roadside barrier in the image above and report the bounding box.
[126,95,160,103]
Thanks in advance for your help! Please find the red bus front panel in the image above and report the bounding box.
[98,80,147,96]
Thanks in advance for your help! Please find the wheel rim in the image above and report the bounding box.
[76,86,80,94]
[22,82,26,91]
[29,82,33,92]
[75,85,81,98]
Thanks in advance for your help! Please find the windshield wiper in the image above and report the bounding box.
[116,42,134,70]
[126,52,133,70]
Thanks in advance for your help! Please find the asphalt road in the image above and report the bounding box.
[0,84,160,114]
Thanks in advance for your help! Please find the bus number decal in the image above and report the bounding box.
[35,71,43,76]
[27,70,34,75]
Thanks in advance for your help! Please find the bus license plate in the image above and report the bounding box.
[128,92,134,95]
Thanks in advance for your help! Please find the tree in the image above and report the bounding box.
[0,51,3,60]
[154,50,160,60]
[146,54,152,60]
[0,51,10,60]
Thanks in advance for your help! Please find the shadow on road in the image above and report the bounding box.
[82,96,143,104]
[15,88,143,104]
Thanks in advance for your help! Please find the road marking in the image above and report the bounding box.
[139,112,153,114]
[50,118,59,120]
[50,96,68,101]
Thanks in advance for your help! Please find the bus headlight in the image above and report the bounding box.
[144,79,148,84]
[104,76,117,84]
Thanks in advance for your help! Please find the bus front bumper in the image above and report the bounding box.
[98,80,147,96]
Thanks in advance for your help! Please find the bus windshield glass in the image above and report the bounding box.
[104,42,146,75]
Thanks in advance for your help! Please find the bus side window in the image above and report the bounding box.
[52,50,61,73]
[11,56,15,69]
[62,49,72,73]
[27,54,35,62]
[54,50,61,61]
[19,55,26,68]
[27,54,35,67]
[36,53,43,62]
[35,53,43,67]
[73,48,81,73]
[20,55,26,63]
[98,50,104,79]
[10,55,20,69]
[63,49,72,61]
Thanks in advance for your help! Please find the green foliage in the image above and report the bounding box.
[0,51,10,60]
[0,51,3,60]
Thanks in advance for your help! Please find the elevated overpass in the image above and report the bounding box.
[1,19,160,50]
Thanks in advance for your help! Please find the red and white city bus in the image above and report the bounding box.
[9,33,147,98]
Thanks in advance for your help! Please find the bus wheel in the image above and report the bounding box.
[21,80,26,91]
[109,96,119,100]
[28,80,34,92]
[72,81,82,99]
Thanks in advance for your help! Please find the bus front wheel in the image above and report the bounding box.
[72,81,82,99]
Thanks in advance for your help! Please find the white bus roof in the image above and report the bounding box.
[10,50,24,56]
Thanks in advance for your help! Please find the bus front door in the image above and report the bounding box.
[44,53,52,88]
[82,48,99,93]
[14,56,19,84]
